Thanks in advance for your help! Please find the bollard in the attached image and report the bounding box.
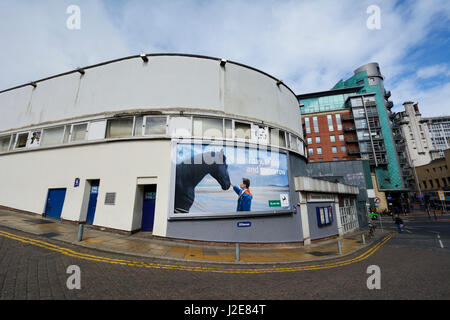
[361,233,366,244]
[77,224,84,242]
[337,239,342,254]
[235,243,240,262]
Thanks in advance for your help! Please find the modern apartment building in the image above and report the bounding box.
[424,116,450,157]
[298,63,408,211]
[392,102,440,191]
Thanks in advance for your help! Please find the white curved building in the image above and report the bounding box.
[0,54,313,242]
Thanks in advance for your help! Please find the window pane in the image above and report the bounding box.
[29,131,41,147]
[290,134,298,151]
[313,117,319,133]
[0,135,11,152]
[235,121,251,140]
[41,127,64,146]
[145,117,166,135]
[15,133,29,148]
[106,118,133,138]
[193,117,223,138]
[225,120,233,138]
[71,123,88,141]
[63,126,70,143]
[169,117,192,137]
[134,116,143,136]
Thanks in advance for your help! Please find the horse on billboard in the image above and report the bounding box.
[174,149,231,213]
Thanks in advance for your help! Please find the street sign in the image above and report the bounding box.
[438,190,445,201]
[374,197,380,204]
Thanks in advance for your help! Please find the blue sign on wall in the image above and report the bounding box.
[237,221,252,228]
[74,178,80,188]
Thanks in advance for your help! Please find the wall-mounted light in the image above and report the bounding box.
[29,82,37,88]
[77,68,85,75]
[220,58,227,67]
[276,80,283,86]
[140,54,149,63]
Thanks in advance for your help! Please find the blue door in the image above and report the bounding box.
[45,188,67,220]
[142,185,157,231]
[86,180,100,225]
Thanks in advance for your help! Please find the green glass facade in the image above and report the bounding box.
[299,68,406,192]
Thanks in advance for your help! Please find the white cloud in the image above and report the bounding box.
[0,0,449,116]
[416,64,450,79]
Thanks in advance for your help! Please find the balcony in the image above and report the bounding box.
[342,114,354,121]
[343,126,356,132]
[386,101,394,110]
[345,137,359,143]
[347,149,361,155]
[385,90,391,99]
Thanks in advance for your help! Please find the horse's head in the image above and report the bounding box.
[209,149,231,190]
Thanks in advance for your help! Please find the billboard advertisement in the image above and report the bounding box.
[173,143,291,216]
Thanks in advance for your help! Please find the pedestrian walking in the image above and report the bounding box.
[394,214,404,233]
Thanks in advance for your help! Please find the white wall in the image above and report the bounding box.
[0,55,302,136]
[0,139,172,235]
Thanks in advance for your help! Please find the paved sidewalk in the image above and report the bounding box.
[0,208,388,265]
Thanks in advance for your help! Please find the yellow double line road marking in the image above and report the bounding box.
[0,229,394,274]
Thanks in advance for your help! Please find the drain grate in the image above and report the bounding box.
[307,251,333,256]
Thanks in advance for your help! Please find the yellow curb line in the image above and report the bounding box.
[0,229,395,274]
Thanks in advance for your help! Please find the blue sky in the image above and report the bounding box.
[0,0,449,116]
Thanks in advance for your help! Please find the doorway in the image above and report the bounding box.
[141,184,157,232]
[45,188,67,219]
[86,180,100,225]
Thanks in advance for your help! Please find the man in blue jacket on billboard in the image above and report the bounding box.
[231,178,253,211]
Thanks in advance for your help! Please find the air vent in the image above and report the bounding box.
[105,193,116,205]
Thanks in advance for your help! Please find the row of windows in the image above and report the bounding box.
[304,114,342,134]
[0,115,305,155]
[422,177,450,189]
[306,134,345,144]
[308,146,346,155]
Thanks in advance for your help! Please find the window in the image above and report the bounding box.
[335,114,342,130]
[41,126,65,146]
[234,121,251,140]
[270,129,286,148]
[327,115,334,131]
[308,148,314,155]
[106,118,134,138]
[307,137,312,145]
[15,132,29,149]
[317,147,322,155]
[333,157,339,161]
[341,146,346,153]
[318,158,323,162]
[331,146,337,154]
[29,131,41,147]
[422,181,427,189]
[169,117,192,138]
[313,116,319,133]
[71,123,88,142]
[315,136,321,143]
[134,116,143,136]
[316,206,334,227]
[0,135,11,152]
[330,135,336,142]
[304,117,311,134]
[339,134,344,141]
[145,116,167,135]
[87,121,107,140]
[225,120,233,138]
